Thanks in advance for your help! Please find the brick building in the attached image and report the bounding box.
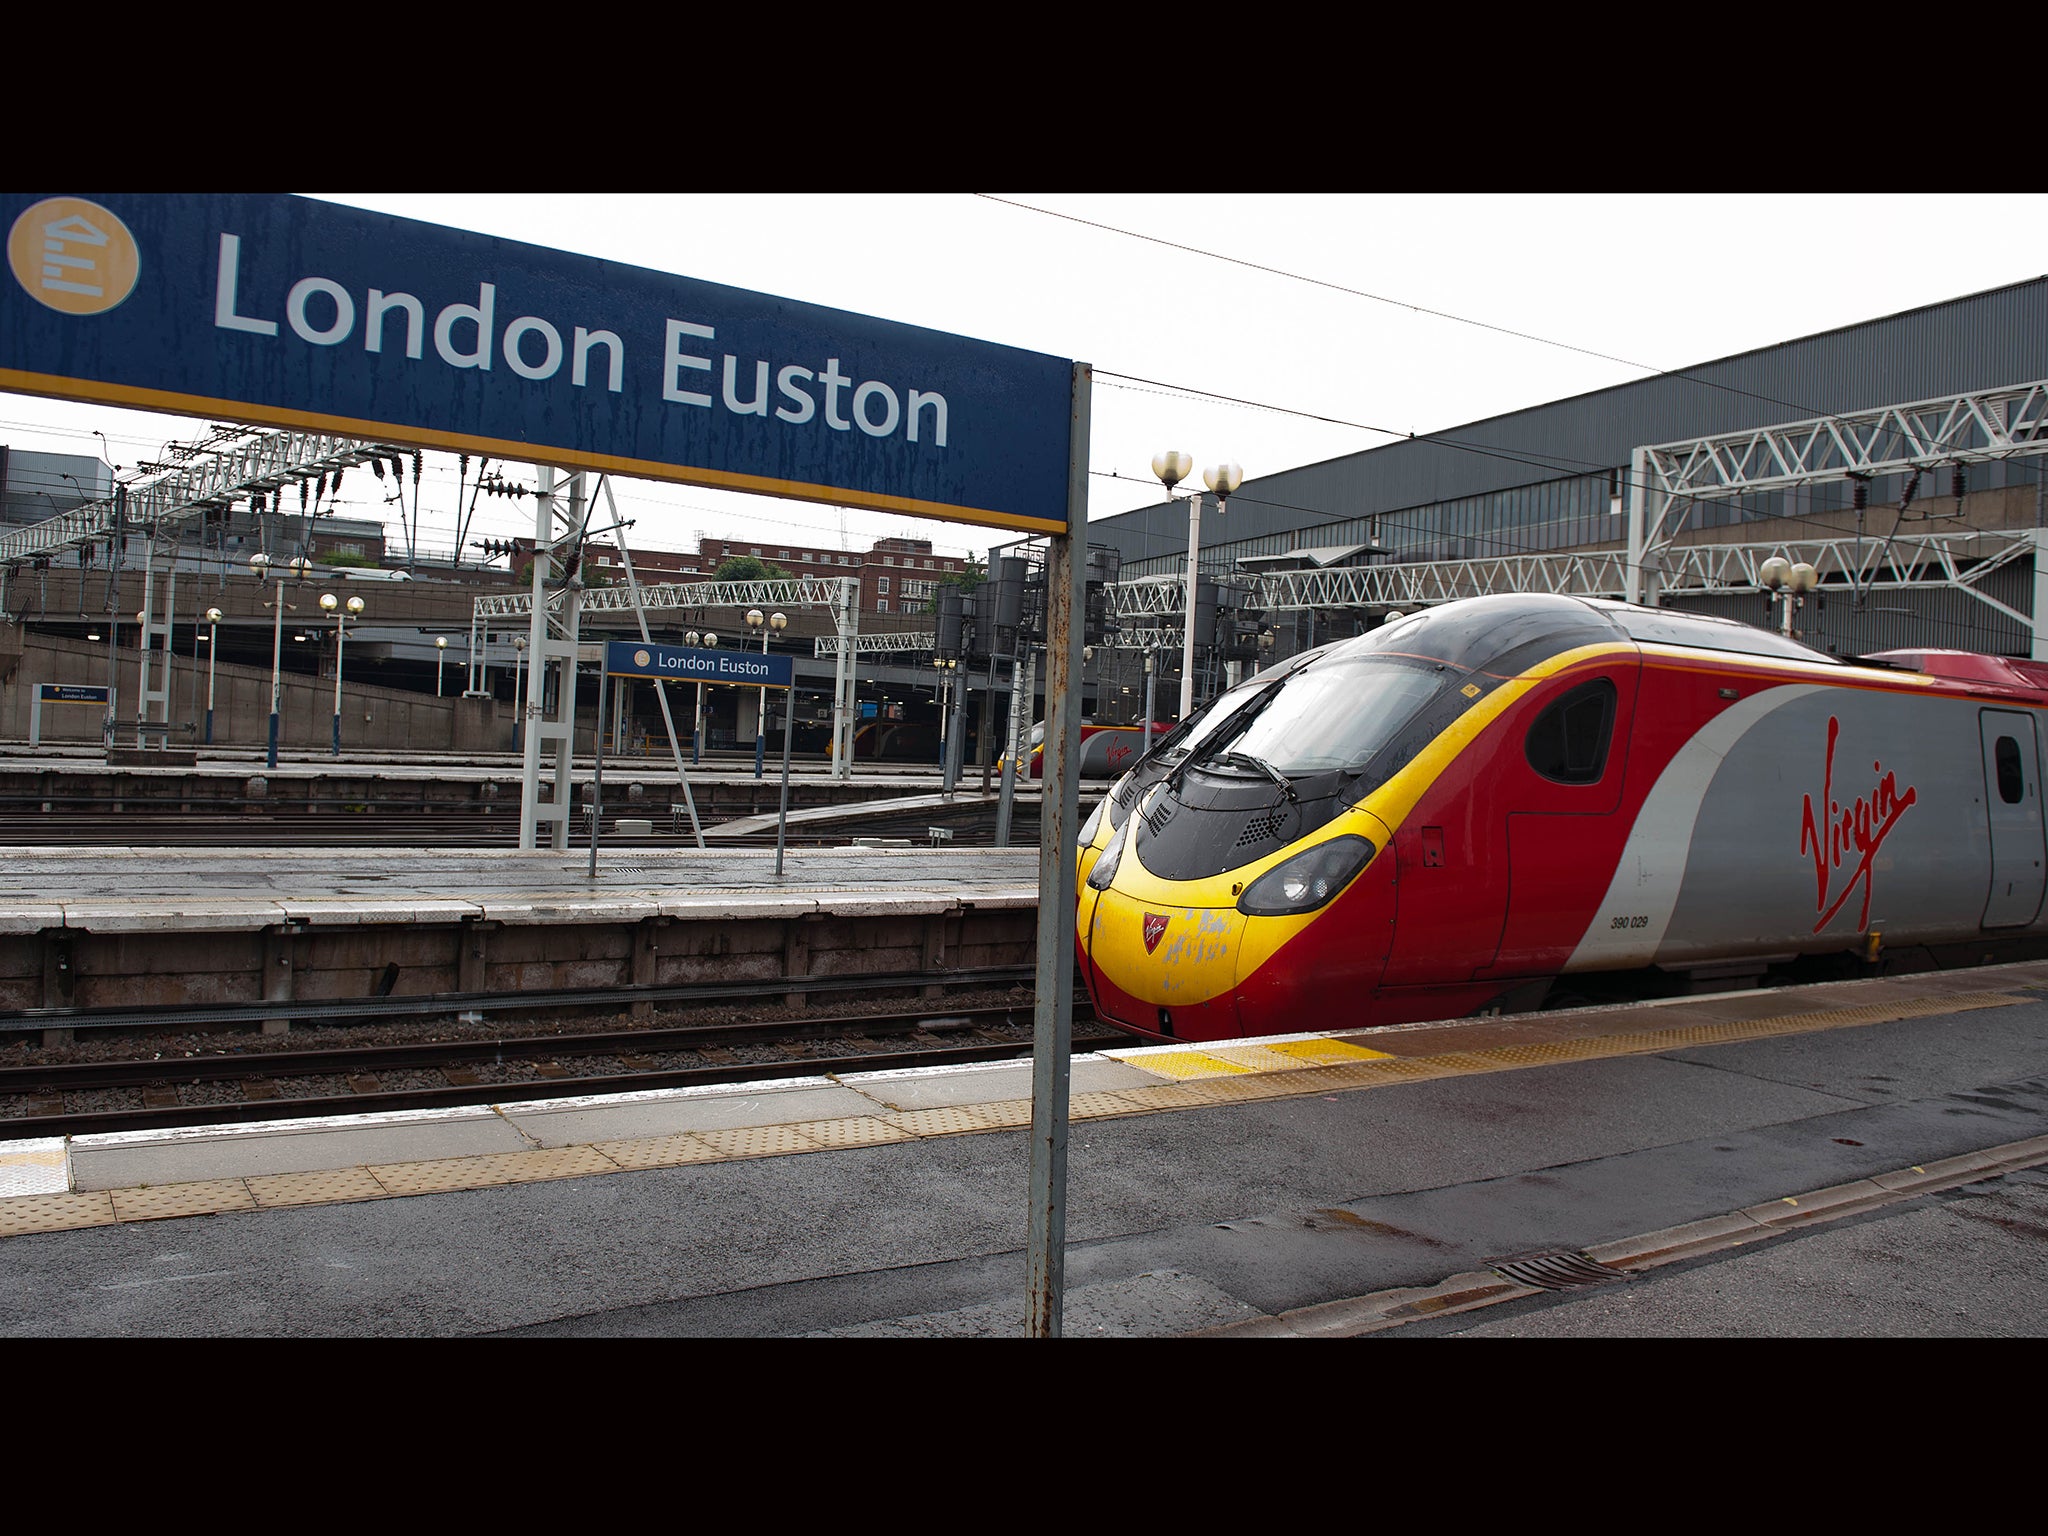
[515,532,970,614]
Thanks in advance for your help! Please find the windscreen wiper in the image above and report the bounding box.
[1216,750,1296,800]
[1164,684,1278,795]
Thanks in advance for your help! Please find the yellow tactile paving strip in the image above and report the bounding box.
[0,985,2029,1238]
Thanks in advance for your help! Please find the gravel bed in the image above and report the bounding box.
[271,1073,353,1100]
[179,1079,251,1108]
[44,1085,144,1116]
[460,1060,543,1086]
[373,1069,457,1093]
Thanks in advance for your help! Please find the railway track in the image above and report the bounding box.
[0,809,1052,848]
[0,997,1119,1140]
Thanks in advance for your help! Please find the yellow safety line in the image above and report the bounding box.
[0,990,2021,1238]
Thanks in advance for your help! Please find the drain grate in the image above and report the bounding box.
[1490,1252,1631,1291]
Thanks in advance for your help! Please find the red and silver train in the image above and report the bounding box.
[1012,719,1174,779]
[1076,593,2048,1043]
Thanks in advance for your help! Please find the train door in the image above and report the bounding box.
[1979,710,2046,929]
[1480,659,1642,979]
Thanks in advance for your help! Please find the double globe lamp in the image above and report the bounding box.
[1151,452,1243,719]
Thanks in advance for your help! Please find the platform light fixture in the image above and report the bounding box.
[1760,556,1818,639]
[512,633,528,754]
[746,609,788,778]
[684,629,718,765]
[204,606,223,744]
[1153,452,1243,720]
[250,551,309,769]
[319,592,366,756]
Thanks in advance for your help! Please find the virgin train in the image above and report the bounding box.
[1075,592,2048,1043]
[1012,720,1174,779]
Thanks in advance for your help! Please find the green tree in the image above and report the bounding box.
[914,558,985,612]
[714,556,791,582]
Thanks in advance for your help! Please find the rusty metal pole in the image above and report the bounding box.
[1027,362,1090,1337]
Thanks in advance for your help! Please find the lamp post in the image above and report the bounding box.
[133,607,148,747]
[319,592,365,756]
[745,608,787,778]
[250,552,307,769]
[933,656,958,774]
[203,606,222,745]
[511,633,528,754]
[685,630,717,765]
[1153,452,1243,720]
[435,635,448,697]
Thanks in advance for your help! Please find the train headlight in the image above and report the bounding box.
[1086,819,1130,891]
[1236,835,1377,916]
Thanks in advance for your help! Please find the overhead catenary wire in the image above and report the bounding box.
[977,193,1874,426]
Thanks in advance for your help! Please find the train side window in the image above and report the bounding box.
[1526,678,1617,784]
[1995,735,2025,804]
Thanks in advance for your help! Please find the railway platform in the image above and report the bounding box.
[0,747,970,818]
[3,959,2046,1336]
[0,845,1047,1026]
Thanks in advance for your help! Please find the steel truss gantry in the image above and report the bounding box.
[475,575,860,621]
[1103,530,2048,652]
[0,426,410,741]
[1096,380,2048,659]
[0,427,408,567]
[815,631,935,657]
[1628,379,2048,606]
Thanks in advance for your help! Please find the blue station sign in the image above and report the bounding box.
[38,683,109,703]
[2,193,1077,534]
[606,640,792,689]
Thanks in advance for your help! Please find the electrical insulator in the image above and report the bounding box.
[1852,482,1867,512]
[1952,467,1966,501]
[369,458,385,480]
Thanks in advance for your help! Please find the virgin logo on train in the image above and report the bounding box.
[1799,715,1918,934]
[1143,913,1170,954]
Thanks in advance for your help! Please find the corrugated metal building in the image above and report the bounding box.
[1089,276,2048,659]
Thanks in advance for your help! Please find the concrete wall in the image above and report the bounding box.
[0,629,516,753]
[0,906,1040,1016]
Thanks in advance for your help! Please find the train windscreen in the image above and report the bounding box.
[1195,655,1447,777]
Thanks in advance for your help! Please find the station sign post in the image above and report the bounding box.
[599,642,799,871]
[3,192,1090,1339]
[29,682,110,747]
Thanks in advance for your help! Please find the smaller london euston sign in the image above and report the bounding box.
[2,194,1077,535]
[606,640,793,689]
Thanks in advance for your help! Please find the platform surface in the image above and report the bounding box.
[0,845,1046,932]
[4,960,2046,1337]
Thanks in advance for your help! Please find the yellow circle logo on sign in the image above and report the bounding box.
[8,197,140,315]
[634,649,652,668]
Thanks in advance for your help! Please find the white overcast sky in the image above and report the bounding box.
[4,193,2044,567]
